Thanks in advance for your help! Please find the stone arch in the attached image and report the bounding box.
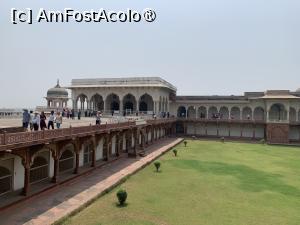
[177,106,186,118]
[90,94,104,112]
[269,103,287,121]
[0,165,12,195]
[30,155,49,184]
[242,107,252,120]
[59,145,75,173]
[230,107,241,120]
[219,106,229,119]
[187,106,196,119]
[123,94,137,114]
[198,106,207,119]
[76,94,88,111]
[139,94,154,113]
[208,106,218,119]
[105,93,120,113]
[83,140,94,165]
[254,107,265,121]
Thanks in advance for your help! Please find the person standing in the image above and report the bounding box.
[71,109,75,120]
[29,110,34,131]
[32,112,40,131]
[96,111,101,125]
[78,110,81,120]
[22,109,30,129]
[48,111,55,129]
[40,111,47,130]
[55,112,63,129]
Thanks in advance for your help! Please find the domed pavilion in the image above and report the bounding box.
[46,80,69,110]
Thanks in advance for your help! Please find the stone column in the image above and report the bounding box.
[72,99,76,110]
[185,107,188,119]
[74,152,80,174]
[119,101,123,115]
[52,158,59,183]
[87,100,90,111]
[22,164,30,196]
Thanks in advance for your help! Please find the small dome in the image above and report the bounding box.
[47,80,68,97]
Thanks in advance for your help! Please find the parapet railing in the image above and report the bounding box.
[0,118,177,147]
[0,121,136,146]
[146,118,177,125]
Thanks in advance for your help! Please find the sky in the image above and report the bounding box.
[0,0,299,108]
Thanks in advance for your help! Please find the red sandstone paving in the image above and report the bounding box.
[0,138,182,225]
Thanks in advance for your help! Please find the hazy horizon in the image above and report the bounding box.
[1,0,299,108]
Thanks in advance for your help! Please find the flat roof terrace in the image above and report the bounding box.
[68,77,177,92]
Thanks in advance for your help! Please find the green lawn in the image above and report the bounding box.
[63,140,300,225]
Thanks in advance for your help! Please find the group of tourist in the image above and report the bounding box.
[22,110,63,131]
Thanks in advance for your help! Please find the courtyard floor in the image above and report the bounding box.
[0,138,182,225]
[63,140,300,225]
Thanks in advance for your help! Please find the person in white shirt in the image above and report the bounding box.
[48,111,55,129]
[32,112,40,131]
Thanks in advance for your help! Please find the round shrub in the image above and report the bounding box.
[116,189,127,206]
[184,140,187,147]
[154,161,161,172]
[173,149,178,157]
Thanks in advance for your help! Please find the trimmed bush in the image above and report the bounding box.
[154,161,161,172]
[173,149,178,157]
[184,141,187,147]
[116,189,127,206]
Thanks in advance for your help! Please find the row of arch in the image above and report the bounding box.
[177,106,266,121]
[76,93,156,113]
[177,104,300,122]
[0,126,169,196]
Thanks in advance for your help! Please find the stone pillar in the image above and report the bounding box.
[119,101,123,115]
[22,164,30,196]
[239,109,242,120]
[73,99,77,110]
[87,100,90,111]
[52,158,59,183]
[74,152,80,174]
[185,107,188,119]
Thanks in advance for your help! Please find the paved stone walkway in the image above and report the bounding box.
[0,138,183,225]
